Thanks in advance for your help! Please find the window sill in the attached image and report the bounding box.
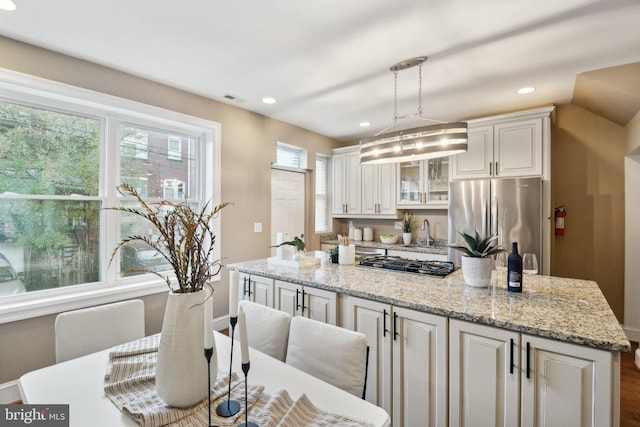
[0,278,170,324]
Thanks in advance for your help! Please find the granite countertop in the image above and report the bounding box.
[228,259,630,353]
[322,239,448,256]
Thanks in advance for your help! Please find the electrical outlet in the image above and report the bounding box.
[394,221,402,230]
[253,222,262,233]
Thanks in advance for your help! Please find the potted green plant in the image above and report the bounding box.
[108,183,230,407]
[402,212,414,245]
[448,230,506,288]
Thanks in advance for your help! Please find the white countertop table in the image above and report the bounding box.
[19,331,389,427]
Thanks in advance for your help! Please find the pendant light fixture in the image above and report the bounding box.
[360,57,468,164]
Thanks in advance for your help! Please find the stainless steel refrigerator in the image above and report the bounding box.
[447,177,542,270]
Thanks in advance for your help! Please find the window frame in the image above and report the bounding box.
[0,69,222,324]
[315,154,331,233]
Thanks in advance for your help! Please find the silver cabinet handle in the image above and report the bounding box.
[495,161,499,176]
[490,162,493,176]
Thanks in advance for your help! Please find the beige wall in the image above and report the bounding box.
[0,36,341,384]
[626,110,640,155]
[551,104,626,321]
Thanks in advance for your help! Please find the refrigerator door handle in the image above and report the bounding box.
[491,196,498,235]
[482,199,488,238]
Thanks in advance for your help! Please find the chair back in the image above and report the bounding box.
[237,300,291,361]
[55,299,145,363]
[286,316,368,397]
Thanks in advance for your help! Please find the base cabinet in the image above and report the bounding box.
[238,273,274,307]
[450,319,619,427]
[347,297,447,427]
[274,280,337,325]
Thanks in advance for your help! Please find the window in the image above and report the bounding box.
[276,142,307,169]
[0,70,221,323]
[167,136,181,160]
[315,155,330,233]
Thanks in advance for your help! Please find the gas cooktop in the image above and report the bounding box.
[358,255,456,278]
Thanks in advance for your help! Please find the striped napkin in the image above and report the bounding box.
[104,335,373,427]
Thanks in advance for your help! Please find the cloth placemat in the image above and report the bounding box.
[104,335,373,427]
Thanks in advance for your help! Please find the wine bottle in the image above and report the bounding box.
[507,242,523,292]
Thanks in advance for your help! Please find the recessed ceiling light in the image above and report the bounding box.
[262,97,276,104]
[517,87,535,94]
[360,122,371,127]
[0,0,16,11]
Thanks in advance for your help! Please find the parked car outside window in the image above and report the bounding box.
[0,254,26,296]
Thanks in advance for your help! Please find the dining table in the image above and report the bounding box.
[19,331,390,427]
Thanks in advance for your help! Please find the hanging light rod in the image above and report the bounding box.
[360,56,468,164]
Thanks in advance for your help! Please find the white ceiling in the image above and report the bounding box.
[1,0,639,141]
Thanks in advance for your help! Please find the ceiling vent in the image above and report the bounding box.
[223,94,246,102]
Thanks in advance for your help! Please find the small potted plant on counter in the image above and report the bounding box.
[402,212,414,245]
[448,230,505,288]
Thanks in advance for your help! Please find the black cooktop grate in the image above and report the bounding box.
[359,255,455,277]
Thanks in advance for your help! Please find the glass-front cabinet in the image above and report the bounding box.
[398,158,449,208]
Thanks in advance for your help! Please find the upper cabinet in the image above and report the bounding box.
[332,147,361,216]
[362,162,397,216]
[332,146,397,218]
[451,107,554,180]
[397,158,449,209]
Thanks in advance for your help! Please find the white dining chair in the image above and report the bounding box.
[286,316,369,398]
[237,300,292,361]
[55,299,145,363]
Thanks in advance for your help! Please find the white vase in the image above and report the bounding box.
[156,290,218,408]
[402,232,412,245]
[461,257,493,288]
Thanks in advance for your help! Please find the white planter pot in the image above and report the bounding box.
[402,232,412,245]
[156,290,218,408]
[461,257,493,288]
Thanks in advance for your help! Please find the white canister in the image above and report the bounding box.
[363,227,373,242]
[353,228,363,241]
[338,244,356,265]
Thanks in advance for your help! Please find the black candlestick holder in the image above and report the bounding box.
[238,361,258,427]
[204,346,214,427]
[215,316,241,417]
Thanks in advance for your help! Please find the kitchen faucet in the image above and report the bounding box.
[421,219,432,247]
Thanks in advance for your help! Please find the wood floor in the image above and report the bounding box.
[621,341,640,427]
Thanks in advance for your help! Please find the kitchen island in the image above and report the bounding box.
[229,258,629,427]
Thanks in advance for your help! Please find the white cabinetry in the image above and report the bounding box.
[332,148,361,216]
[347,297,447,427]
[521,333,618,427]
[449,319,519,427]
[238,273,274,307]
[362,162,397,216]
[397,158,449,208]
[274,280,337,325]
[451,107,553,180]
[450,319,619,427]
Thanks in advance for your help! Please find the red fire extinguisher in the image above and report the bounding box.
[555,206,566,236]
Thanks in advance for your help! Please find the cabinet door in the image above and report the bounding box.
[238,274,273,307]
[450,319,520,427]
[495,119,542,177]
[331,153,347,214]
[398,161,424,205]
[521,334,616,427]
[304,286,337,325]
[361,163,378,215]
[377,162,397,214]
[345,150,362,214]
[392,307,448,427]
[346,297,393,416]
[274,280,299,317]
[452,125,493,179]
